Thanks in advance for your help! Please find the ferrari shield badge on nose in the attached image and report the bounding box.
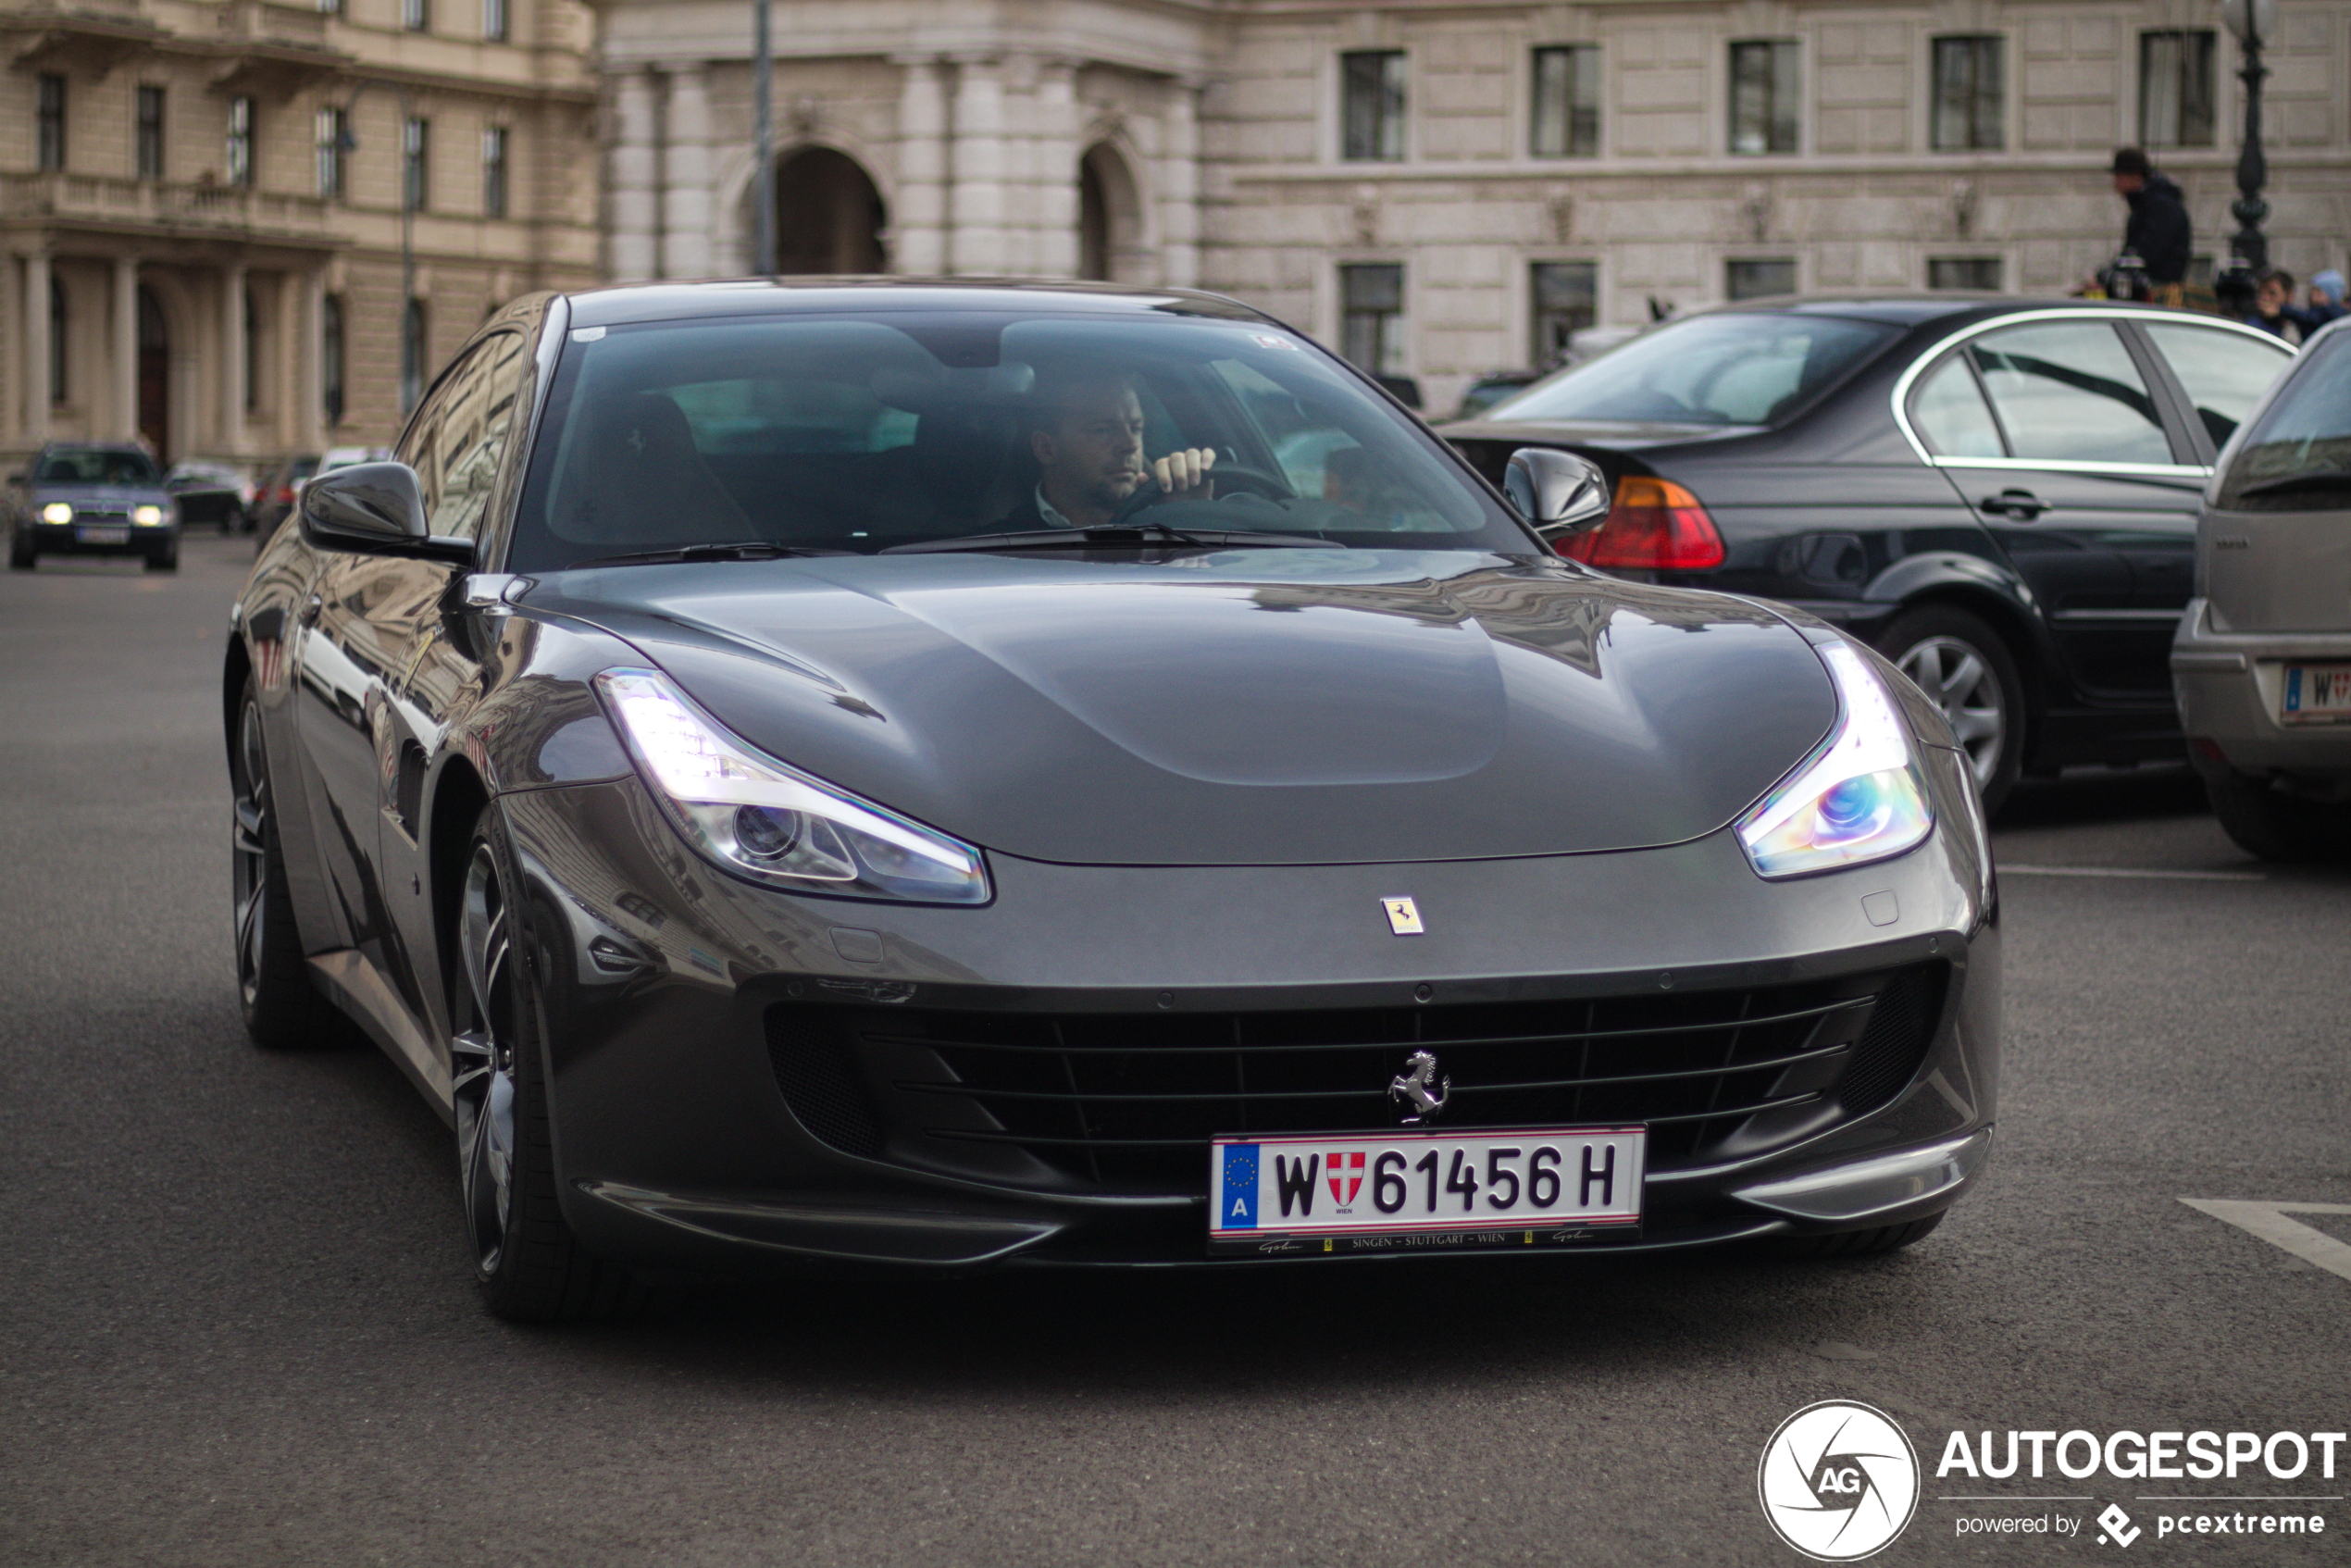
[1382,896,1423,935]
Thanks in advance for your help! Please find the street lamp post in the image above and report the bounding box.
[2217,0,2276,315]
[753,0,775,275]
[339,79,418,414]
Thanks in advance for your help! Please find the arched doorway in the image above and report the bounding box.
[772,147,887,274]
[136,285,169,459]
[1076,143,1143,283]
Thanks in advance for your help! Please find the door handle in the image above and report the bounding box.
[298,593,324,628]
[1979,489,2048,521]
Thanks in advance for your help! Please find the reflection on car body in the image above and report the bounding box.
[224,280,1999,1321]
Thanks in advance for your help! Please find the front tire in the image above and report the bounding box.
[2204,769,2351,864]
[8,530,32,570]
[231,681,335,1049]
[1878,605,2025,815]
[145,544,179,573]
[451,805,642,1322]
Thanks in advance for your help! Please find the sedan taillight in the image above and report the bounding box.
[1558,476,1725,571]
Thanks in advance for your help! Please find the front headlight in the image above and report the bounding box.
[594,667,989,905]
[41,503,72,525]
[1735,641,1934,879]
[132,504,166,527]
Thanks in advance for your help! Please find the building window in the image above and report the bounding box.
[1728,40,1800,155]
[322,294,345,425]
[481,125,508,218]
[226,96,255,187]
[1531,45,1600,158]
[1928,257,2003,291]
[37,74,67,172]
[2140,31,2217,147]
[482,0,506,42]
[1531,261,1598,366]
[1727,258,1797,300]
[244,284,263,411]
[1931,36,2004,151]
[404,118,430,211]
[401,298,427,413]
[403,0,429,31]
[1339,263,1405,375]
[135,86,166,180]
[316,106,346,198]
[317,0,340,15]
[1341,51,1407,162]
[49,277,68,404]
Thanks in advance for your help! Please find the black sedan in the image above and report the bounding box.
[227,280,1996,1319]
[8,442,180,571]
[166,459,255,534]
[1440,298,2294,809]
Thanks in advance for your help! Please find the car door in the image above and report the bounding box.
[1924,317,2204,700]
[371,330,532,1030]
[290,338,507,994]
[2125,319,2297,613]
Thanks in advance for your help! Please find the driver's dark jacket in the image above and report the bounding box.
[2122,173,2193,284]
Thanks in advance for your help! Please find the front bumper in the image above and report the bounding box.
[24,519,178,556]
[2172,598,2351,778]
[498,750,1998,1277]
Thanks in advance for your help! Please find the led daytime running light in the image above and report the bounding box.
[1737,641,1934,879]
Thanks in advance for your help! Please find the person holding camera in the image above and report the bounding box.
[2106,148,2191,306]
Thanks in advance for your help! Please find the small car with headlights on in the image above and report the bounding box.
[225,280,1998,1320]
[2172,317,2351,860]
[9,442,180,571]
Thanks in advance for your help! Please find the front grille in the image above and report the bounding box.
[774,964,1947,1190]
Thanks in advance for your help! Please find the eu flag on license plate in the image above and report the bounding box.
[1219,1143,1259,1228]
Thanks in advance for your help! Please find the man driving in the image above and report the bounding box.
[1001,362,1216,530]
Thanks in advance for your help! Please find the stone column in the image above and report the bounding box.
[297,268,325,449]
[21,253,51,443]
[949,56,1005,276]
[658,63,713,280]
[1160,80,1203,290]
[111,255,139,442]
[1031,60,1080,279]
[607,68,660,281]
[219,263,248,453]
[890,56,950,275]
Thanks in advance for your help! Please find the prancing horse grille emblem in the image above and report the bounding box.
[1381,896,1424,935]
[1389,1050,1450,1125]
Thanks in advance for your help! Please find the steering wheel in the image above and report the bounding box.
[1103,461,1294,529]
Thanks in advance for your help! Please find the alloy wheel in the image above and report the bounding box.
[454,843,520,1278]
[230,702,271,1010]
[1896,635,2007,790]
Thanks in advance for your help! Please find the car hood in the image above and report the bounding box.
[525,550,1834,866]
[30,483,170,508]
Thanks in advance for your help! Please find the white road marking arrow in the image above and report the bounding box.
[2180,1200,2351,1284]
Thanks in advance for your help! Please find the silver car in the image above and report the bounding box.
[2172,317,2351,860]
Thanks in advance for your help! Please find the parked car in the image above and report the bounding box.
[226,280,1997,1319]
[1439,297,2295,811]
[166,458,255,534]
[7,442,180,571]
[1453,371,1544,420]
[2171,317,2351,860]
[250,453,321,540]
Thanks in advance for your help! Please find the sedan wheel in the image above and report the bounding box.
[454,843,521,1278]
[1879,606,2025,815]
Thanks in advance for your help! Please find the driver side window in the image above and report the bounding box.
[398,331,529,541]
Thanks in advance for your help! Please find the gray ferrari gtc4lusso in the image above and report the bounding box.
[224,280,1997,1320]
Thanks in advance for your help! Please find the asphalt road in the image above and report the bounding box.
[5,533,2348,1567]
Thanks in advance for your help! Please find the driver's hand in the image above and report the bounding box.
[1151,447,1217,496]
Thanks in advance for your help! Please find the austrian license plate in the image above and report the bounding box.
[76,525,129,546]
[2282,664,2351,724]
[1209,1126,1645,1256]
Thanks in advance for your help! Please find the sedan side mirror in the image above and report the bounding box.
[300,462,474,566]
[1505,448,1611,539]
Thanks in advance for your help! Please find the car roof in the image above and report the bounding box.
[1697,293,2194,328]
[561,277,1278,330]
[41,442,151,455]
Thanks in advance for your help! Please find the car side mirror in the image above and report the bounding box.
[1505,448,1611,539]
[300,462,474,566]
[6,472,22,486]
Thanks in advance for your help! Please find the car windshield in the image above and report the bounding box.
[2214,335,2351,510]
[1481,313,1898,427]
[35,449,160,486]
[508,312,1528,567]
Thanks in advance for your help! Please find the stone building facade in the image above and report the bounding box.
[3,0,602,471]
[589,0,2347,416]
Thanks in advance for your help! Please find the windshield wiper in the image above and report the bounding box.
[882,525,1337,554]
[568,541,839,568]
[2236,469,2351,499]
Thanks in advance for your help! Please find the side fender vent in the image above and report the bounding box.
[1838,962,1948,1117]
[764,1006,886,1159]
